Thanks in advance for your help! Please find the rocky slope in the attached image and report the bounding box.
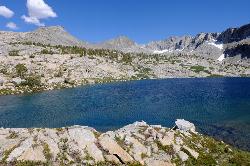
[0,120,249,166]
[0,24,249,95]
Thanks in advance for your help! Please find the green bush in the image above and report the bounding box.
[207,74,224,78]
[121,53,133,64]
[229,151,250,165]
[29,55,35,58]
[41,49,54,54]
[190,65,206,73]
[43,143,52,161]
[9,50,20,56]
[15,64,28,78]
[0,68,8,74]
[22,76,41,87]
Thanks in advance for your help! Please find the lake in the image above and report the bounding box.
[0,78,250,151]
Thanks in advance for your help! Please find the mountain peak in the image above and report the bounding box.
[22,25,86,47]
[100,35,136,49]
[110,35,135,44]
[35,25,66,33]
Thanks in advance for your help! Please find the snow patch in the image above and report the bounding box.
[153,49,172,54]
[176,48,184,51]
[207,40,223,49]
[217,54,225,61]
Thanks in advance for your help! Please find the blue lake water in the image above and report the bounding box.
[0,78,250,151]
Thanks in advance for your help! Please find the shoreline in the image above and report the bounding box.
[1,76,249,96]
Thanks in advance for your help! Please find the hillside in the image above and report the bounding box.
[0,24,249,95]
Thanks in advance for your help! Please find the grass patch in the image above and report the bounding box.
[43,143,52,161]
[207,74,224,77]
[155,141,175,155]
[190,65,206,73]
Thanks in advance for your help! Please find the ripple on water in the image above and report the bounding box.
[0,77,249,151]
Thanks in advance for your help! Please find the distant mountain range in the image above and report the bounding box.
[97,23,250,61]
[1,23,250,62]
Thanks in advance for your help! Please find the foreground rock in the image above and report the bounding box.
[0,120,250,166]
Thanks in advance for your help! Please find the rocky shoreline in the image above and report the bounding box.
[1,119,249,166]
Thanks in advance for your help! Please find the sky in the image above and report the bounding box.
[0,0,250,44]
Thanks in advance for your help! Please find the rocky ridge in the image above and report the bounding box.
[98,23,250,62]
[0,120,249,166]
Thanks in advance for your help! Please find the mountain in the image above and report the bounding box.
[22,26,88,47]
[2,23,249,61]
[99,36,136,49]
[95,36,149,53]
[143,23,250,61]
[218,23,250,59]
[217,23,250,43]
[145,33,222,60]
[90,23,249,62]
[0,26,87,47]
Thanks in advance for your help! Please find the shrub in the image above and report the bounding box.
[15,64,28,78]
[0,68,8,74]
[229,151,250,165]
[22,76,41,87]
[121,53,133,64]
[155,141,175,155]
[207,74,224,78]
[43,143,52,161]
[41,49,54,54]
[6,131,18,139]
[29,55,35,58]
[190,65,206,73]
[9,50,20,56]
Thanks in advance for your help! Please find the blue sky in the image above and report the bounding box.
[0,0,250,43]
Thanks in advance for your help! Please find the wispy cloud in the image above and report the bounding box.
[6,22,18,30]
[21,15,45,26]
[0,6,14,18]
[22,0,57,26]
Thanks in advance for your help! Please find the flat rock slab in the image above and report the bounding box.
[18,146,46,162]
[99,135,133,163]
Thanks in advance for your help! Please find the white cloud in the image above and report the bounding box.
[0,6,14,18]
[22,0,57,26]
[6,22,18,30]
[21,15,45,26]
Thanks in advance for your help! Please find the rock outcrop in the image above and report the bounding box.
[217,23,250,43]
[0,120,250,165]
